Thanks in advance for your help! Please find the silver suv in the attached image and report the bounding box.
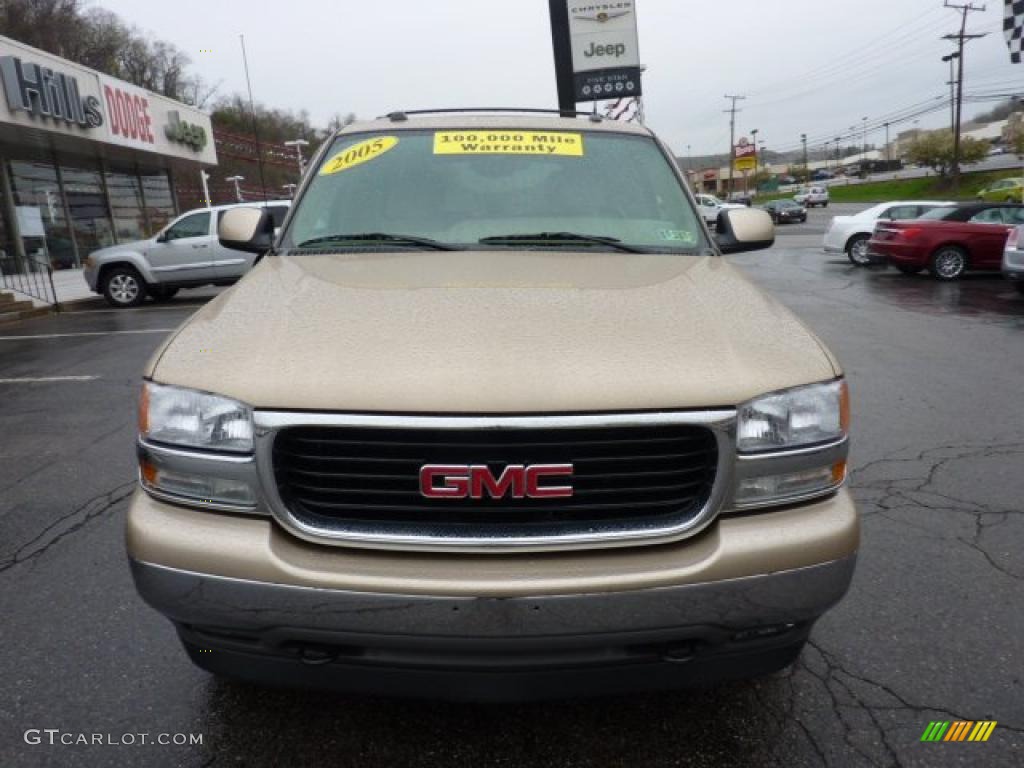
[83,201,290,307]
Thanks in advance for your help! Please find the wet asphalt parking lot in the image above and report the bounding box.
[1,204,1022,767]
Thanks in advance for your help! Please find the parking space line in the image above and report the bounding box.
[0,376,100,383]
[0,329,175,341]
[67,307,201,315]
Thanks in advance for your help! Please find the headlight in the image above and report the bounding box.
[732,379,850,509]
[737,379,848,453]
[139,382,253,453]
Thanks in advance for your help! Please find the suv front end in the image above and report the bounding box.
[127,114,859,700]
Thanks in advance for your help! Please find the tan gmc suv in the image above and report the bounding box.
[128,111,858,700]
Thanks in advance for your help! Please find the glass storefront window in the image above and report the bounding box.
[7,159,77,270]
[60,163,115,259]
[105,168,146,243]
[140,170,176,233]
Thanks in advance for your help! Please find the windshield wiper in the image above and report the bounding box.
[478,232,647,254]
[294,233,460,251]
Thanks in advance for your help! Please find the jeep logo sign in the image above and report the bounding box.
[564,1,642,101]
[419,464,574,500]
[165,110,208,151]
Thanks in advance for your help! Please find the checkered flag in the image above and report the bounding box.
[1006,0,1024,63]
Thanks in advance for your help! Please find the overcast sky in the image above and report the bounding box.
[92,0,1021,158]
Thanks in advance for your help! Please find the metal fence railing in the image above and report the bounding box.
[0,251,59,310]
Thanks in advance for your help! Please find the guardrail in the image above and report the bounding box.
[0,252,60,310]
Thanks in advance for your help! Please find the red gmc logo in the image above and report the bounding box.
[419,464,574,500]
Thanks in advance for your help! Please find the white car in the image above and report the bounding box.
[794,186,830,208]
[823,200,953,266]
[694,193,745,226]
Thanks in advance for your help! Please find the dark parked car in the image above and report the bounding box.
[761,199,807,224]
[868,203,1024,280]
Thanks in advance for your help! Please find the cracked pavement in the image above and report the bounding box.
[1,221,1022,767]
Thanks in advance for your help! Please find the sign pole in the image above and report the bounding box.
[548,1,576,115]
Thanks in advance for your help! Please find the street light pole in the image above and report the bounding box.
[199,170,211,208]
[942,52,960,135]
[284,139,309,178]
[862,116,868,162]
[884,122,891,165]
[226,175,245,202]
[801,133,808,183]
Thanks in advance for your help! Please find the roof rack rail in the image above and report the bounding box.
[382,108,604,123]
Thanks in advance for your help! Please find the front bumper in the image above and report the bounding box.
[127,489,859,698]
[83,264,99,292]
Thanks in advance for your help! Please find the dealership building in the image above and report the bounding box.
[0,35,216,274]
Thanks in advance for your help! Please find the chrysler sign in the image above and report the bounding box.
[567,1,642,101]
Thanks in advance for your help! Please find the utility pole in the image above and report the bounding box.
[724,94,745,196]
[884,122,891,165]
[834,137,841,170]
[943,1,987,194]
[942,51,960,135]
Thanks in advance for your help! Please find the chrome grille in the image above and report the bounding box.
[257,411,731,551]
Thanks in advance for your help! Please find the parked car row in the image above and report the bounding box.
[823,200,1024,288]
[823,201,953,265]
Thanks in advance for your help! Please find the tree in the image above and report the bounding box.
[1011,128,1024,157]
[906,131,989,177]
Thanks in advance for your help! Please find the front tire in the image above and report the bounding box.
[846,234,872,266]
[102,266,147,308]
[930,246,968,280]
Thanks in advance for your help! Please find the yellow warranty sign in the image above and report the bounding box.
[320,136,399,175]
[434,131,584,157]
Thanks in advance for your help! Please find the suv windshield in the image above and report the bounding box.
[283,129,708,254]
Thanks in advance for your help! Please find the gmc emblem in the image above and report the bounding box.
[419,464,574,500]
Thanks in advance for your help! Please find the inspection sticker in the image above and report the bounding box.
[320,136,399,175]
[433,131,584,157]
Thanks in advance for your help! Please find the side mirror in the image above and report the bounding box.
[716,207,775,254]
[155,232,168,243]
[218,207,273,254]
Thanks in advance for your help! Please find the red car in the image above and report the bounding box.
[868,203,1024,280]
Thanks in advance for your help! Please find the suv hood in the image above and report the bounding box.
[148,251,838,412]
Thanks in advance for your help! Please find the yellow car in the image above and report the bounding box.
[977,177,1024,202]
